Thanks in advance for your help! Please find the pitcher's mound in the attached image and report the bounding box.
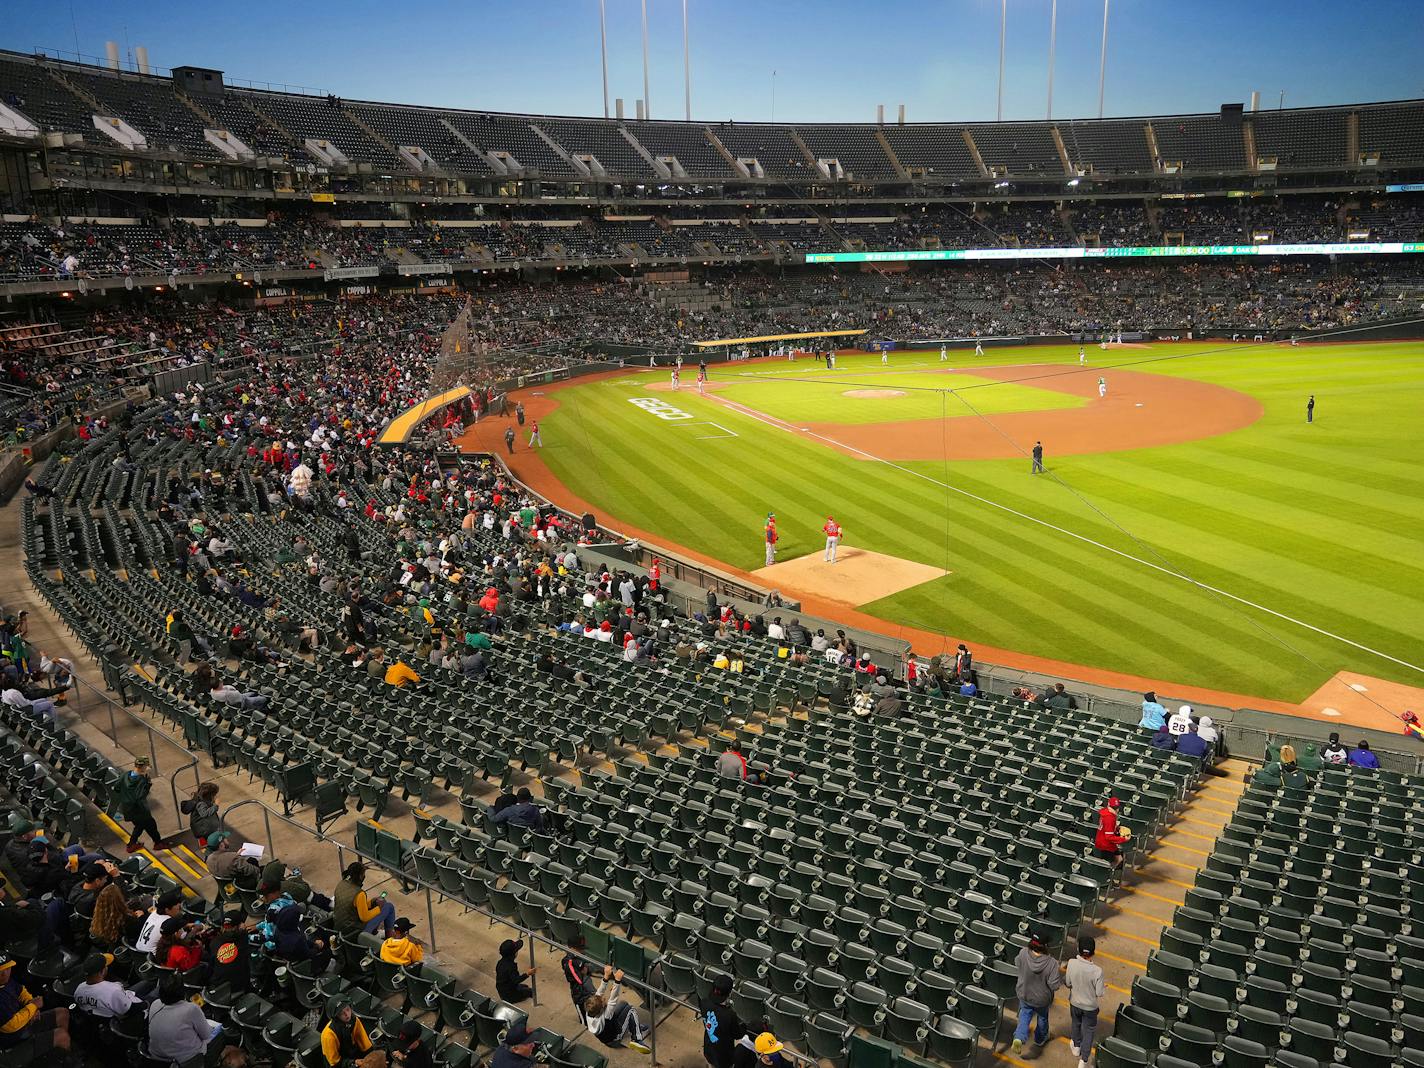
[752,547,948,606]
[645,380,728,393]
[844,389,905,399]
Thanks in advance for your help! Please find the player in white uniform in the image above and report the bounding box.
[1078,345,1085,365]
[940,344,948,362]
[670,368,680,391]
[881,347,889,365]
[1098,376,1107,398]
[974,340,984,357]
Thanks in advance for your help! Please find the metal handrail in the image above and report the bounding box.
[67,665,200,840]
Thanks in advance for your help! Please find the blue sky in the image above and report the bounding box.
[8,0,1423,122]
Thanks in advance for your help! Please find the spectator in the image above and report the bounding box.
[1139,691,1168,731]
[1042,682,1077,710]
[1167,704,1193,737]
[183,781,222,847]
[958,677,978,697]
[0,951,71,1054]
[1321,732,1349,765]
[89,882,143,950]
[491,1021,541,1068]
[1011,932,1061,1055]
[207,834,260,880]
[1,683,57,721]
[1348,739,1381,769]
[271,903,331,972]
[205,911,254,992]
[1064,937,1104,1068]
[491,788,547,830]
[1149,725,1176,751]
[700,973,745,1068]
[1195,715,1223,756]
[750,1033,789,1068]
[389,1019,435,1068]
[155,915,205,972]
[1176,720,1212,767]
[561,934,596,1009]
[137,889,186,954]
[73,951,143,1020]
[66,859,115,919]
[379,917,424,967]
[716,742,749,780]
[115,755,165,854]
[496,938,535,1003]
[319,999,379,1068]
[209,678,270,710]
[580,967,652,1052]
[146,973,222,1065]
[1093,797,1130,869]
[333,862,396,937]
[383,656,421,688]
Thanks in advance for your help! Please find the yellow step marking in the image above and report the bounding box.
[1124,887,1187,907]
[1145,854,1203,873]
[1106,981,1133,996]
[163,847,206,884]
[1158,840,1213,858]
[1113,904,1172,926]
[98,812,193,896]
[1096,948,1148,971]
[1098,925,1161,949]
[178,843,209,873]
[1164,825,1220,843]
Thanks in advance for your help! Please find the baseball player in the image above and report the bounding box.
[940,344,948,362]
[1078,345,1085,365]
[974,340,984,357]
[527,419,542,447]
[881,346,889,365]
[670,367,680,391]
[697,368,707,395]
[822,515,842,563]
[763,513,778,567]
[1097,376,1107,399]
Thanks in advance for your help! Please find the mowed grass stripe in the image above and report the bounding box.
[539,342,1424,700]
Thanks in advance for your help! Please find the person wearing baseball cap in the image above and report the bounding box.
[0,951,71,1053]
[74,952,142,1019]
[136,889,186,954]
[754,1032,788,1068]
[319,998,374,1067]
[379,917,424,968]
[114,755,165,854]
[491,1020,540,1068]
[1011,931,1062,1054]
[390,1018,435,1068]
[496,938,534,1004]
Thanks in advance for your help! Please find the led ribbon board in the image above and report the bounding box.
[806,242,1424,264]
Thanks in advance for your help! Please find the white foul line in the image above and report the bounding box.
[706,394,1424,680]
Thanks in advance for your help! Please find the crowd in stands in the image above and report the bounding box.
[5,195,1423,283]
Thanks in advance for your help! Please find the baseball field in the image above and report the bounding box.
[472,341,1424,705]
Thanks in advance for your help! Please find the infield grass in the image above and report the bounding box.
[534,343,1424,702]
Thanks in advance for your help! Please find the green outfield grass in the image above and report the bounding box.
[714,364,1084,424]
[533,343,1424,701]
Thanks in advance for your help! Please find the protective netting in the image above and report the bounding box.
[428,297,491,391]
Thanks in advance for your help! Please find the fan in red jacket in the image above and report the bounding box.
[1094,797,1129,867]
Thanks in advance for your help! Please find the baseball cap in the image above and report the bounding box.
[755,1034,784,1056]
[1106,796,1121,809]
[83,952,114,975]
[499,939,524,957]
[503,1022,532,1046]
[711,973,734,996]
[0,954,13,971]
[393,917,416,933]
[81,861,108,881]
[161,915,186,935]
[134,756,151,768]
[158,890,185,910]
[223,909,246,926]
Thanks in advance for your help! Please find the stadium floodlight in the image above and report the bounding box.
[1066,178,1080,187]
[994,180,1011,189]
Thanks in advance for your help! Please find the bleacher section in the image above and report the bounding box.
[1105,762,1424,1068]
